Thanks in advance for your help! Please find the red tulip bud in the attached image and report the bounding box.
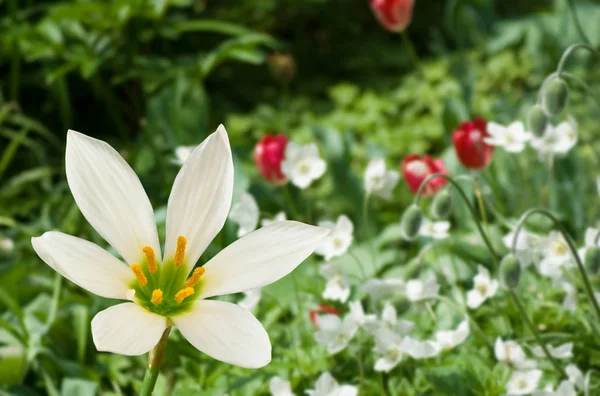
[452,117,494,170]
[309,304,340,328]
[401,154,448,196]
[254,134,289,184]
[370,0,415,32]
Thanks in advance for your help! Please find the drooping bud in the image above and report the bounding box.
[542,78,568,117]
[400,204,423,240]
[500,254,521,289]
[431,190,452,220]
[527,105,548,138]
[585,247,600,275]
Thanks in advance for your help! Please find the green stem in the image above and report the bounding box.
[556,44,599,78]
[362,193,378,275]
[282,184,299,220]
[140,327,171,396]
[566,0,592,45]
[401,31,421,71]
[509,290,564,377]
[473,178,489,235]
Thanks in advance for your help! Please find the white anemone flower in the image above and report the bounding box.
[538,232,573,279]
[172,145,196,165]
[0,238,14,252]
[229,192,259,238]
[315,215,354,261]
[484,121,532,153]
[503,230,540,268]
[319,264,351,303]
[531,119,578,161]
[372,301,415,335]
[533,381,576,396]
[281,142,326,189]
[400,337,441,359]
[364,159,400,200]
[269,376,295,396]
[31,127,328,368]
[466,265,499,309]
[306,372,357,396]
[419,219,450,239]
[565,364,584,389]
[373,328,405,372]
[495,338,537,369]
[348,300,377,328]
[506,370,542,395]
[532,343,573,359]
[360,278,405,300]
[405,278,440,302]
[314,314,358,355]
[434,320,470,350]
[261,212,287,227]
[238,288,262,312]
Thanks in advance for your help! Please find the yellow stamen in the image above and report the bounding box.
[143,246,157,273]
[184,267,206,288]
[174,236,187,267]
[131,264,147,287]
[150,289,163,305]
[174,287,195,303]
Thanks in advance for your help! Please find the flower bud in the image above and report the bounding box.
[431,190,452,219]
[254,134,289,184]
[267,53,296,85]
[500,255,521,289]
[527,105,548,138]
[542,79,568,117]
[585,247,600,275]
[400,204,423,240]
[370,0,414,33]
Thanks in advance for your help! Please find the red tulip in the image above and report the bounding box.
[371,0,414,32]
[452,117,494,170]
[309,304,340,328]
[401,154,448,196]
[254,134,289,184]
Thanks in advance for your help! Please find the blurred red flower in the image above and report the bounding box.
[254,134,289,184]
[309,304,340,328]
[401,154,448,196]
[370,0,414,32]
[453,117,494,170]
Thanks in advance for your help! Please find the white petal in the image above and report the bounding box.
[173,300,270,368]
[32,231,133,299]
[199,221,329,298]
[91,303,167,355]
[66,130,161,265]
[164,125,234,273]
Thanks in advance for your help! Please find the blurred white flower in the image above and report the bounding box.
[281,142,326,189]
[261,212,287,227]
[533,381,576,396]
[229,193,260,238]
[370,301,415,335]
[531,118,578,161]
[466,265,499,309]
[361,278,405,300]
[484,121,532,153]
[434,320,469,350]
[495,338,536,369]
[400,337,441,359]
[0,238,14,251]
[348,301,376,328]
[506,369,542,395]
[314,314,359,354]
[373,328,405,372]
[405,278,439,302]
[319,264,351,303]
[538,232,573,279]
[419,219,450,239]
[565,364,584,389]
[172,145,196,165]
[364,159,400,200]
[306,372,357,396]
[503,230,540,267]
[532,343,573,359]
[269,376,295,396]
[561,282,577,312]
[238,288,262,312]
[315,215,354,261]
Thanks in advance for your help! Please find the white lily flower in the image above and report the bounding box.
[538,232,573,279]
[503,230,540,268]
[360,278,405,300]
[172,145,196,165]
[306,372,357,396]
[281,142,326,189]
[238,288,262,312]
[364,159,400,200]
[533,381,576,396]
[229,192,260,238]
[466,265,499,309]
[31,127,329,368]
[506,370,542,395]
[348,300,377,328]
[531,118,578,161]
[434,320,469,350]
[269,376,295,396]
[484,121,532,153]
[373,328,405,372]
[400,337,441,359]
[405,278,439,302]
[532,343,573,359]
[419,219,450,239]
[315,215,354,261]
[319,264,351,303]
[261,212,287,227]
[0,238,14,252]
[314,314,358,355]
[565,364,584,389]
[495,338,537,369]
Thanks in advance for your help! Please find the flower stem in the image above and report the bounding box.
[362,193,378,275]
[565,0,592,45]
[556,44,599,78]
[282,184,299,220]
[140,326,171,396]
[473,178,489,235]
[401,31,421,71]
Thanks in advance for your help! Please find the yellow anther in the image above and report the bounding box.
[151,289,163,305]
[143,246,157,273]
[131,264,147,287]
[184,267,206,288]
[174,287,195,303]
[174,236,187,267]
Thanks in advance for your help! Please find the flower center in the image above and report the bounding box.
[552,241,568,256]
[297,160,311,175]
[475,282,488,295]
[406,160,429,177]
[516,378,527,390]
[128,236,206,317]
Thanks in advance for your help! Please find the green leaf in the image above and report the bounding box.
[60,378,98,396]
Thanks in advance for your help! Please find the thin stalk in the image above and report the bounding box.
[362,193,378,275]
[401,31,421,71]
[556,44,599,78]
[282,184,299,220]
[566,0,592,45]
[474,179,489,235]
[140,327,171,396]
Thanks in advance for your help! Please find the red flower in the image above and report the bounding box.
[370,0,414,32]
[254,134,289,184]
[309,304,340,328]
[401,154,448,196]
[452,117,494,170]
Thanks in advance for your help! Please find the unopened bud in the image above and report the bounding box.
[585,247,600,275]
[431,190,452,220]
[268,52,296,85]
[542,78,568,117]
[527,105,548,138]
[400,205,423,241]
[500,254,521,289]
